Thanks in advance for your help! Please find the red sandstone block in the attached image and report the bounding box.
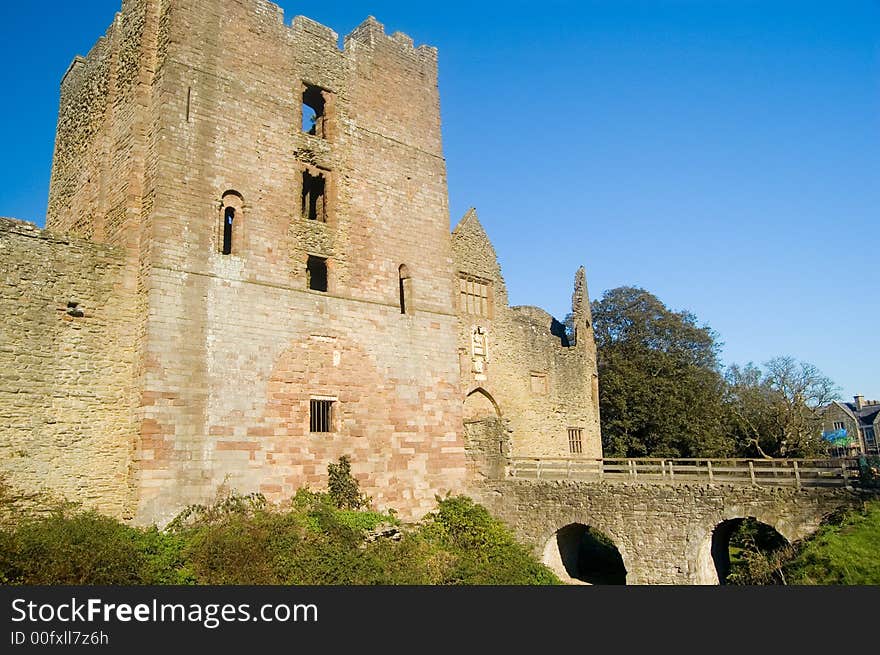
[140,419,162,436]
[216,440,259,452]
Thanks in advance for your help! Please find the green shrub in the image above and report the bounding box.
[0,477,557,585]
[419,495,560,585]
[327,456,371,510]
[0,508,187,585]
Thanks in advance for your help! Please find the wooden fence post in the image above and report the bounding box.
[748,460,756,486]
[793,460,801,490]
[707,460,714,482]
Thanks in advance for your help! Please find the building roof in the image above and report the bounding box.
[834,400,880,427]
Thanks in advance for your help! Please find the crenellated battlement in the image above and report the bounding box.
[343,15,438,64]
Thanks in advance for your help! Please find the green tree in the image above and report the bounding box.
[591,286,733,458]
[725,357,839,458]
[327,455,371,510]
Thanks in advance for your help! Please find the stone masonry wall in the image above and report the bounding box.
[476,478,863,584]
[452,210,602,460]
[47,0,157,255]
[0,218,137,518]
[129,0,467,524]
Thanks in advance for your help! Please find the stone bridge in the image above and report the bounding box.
[470,460,869,584]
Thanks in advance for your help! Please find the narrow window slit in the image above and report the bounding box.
[398,264,411,314]
[222,207,234,255]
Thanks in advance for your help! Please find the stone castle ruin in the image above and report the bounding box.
[0,0,600,525]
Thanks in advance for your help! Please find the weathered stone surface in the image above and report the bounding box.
[4,0,601,527]
[0,218,137,519]
[14,5,853,590]
[453,211,601,460]
[474,478,866,584]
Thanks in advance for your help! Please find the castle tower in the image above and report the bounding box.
[43,0,467,524]
[2,0,603,524]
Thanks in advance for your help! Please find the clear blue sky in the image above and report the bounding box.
[1,1,877,400]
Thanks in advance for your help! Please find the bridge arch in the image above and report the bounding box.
[542,522,628,585]
[693,513,792,585]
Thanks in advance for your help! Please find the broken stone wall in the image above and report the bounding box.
[452,210,602,461]
[0,218,137,518]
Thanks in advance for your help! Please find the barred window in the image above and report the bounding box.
[832,421,845,431]
[310,399,334,433]
[459,274,491,317]
[568,428,583,454]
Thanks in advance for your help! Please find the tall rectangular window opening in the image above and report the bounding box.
[222,207,234,255]
[459,274,492,317]
[302,84,328,138]
[307,255,328,292]
[301,170,327,222]
[310,399,334,433]
[568,428,583,454]
[399,264,411,314]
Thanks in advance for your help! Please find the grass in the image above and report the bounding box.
[784,501,880,585]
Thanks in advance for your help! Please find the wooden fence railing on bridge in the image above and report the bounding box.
[508,457,862,489]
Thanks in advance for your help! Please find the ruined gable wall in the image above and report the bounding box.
[0,219,137,518]
[132,0,465,524]
[452,213,601,460]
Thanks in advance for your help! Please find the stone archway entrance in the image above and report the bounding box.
[543,523,627,585]
[463,388,507,479]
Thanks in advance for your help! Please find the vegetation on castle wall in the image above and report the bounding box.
[0,461,559,586]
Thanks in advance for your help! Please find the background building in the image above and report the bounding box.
[821,395,880,456]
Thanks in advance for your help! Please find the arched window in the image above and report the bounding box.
[398,264,412,314]
[219,191,243,255]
